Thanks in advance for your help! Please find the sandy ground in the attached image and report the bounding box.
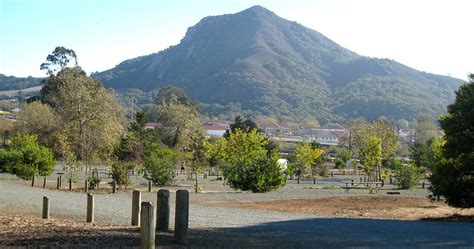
[196,196,474,222]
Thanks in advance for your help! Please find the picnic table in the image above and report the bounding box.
[342,180,383,194]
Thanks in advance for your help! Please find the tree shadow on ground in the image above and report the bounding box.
[4,218,474,248]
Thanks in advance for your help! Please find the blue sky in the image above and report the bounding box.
[1,0,473,80]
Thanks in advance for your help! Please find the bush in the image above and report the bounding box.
[396,163,423,189]
[225,154,286,193]
[0,134,55,180]
[387,158,403,170]
[335,158,344,169]
[207,129,286,192]
[111,161,134,188]
[88,174,101,189]
[284,163,295,179]
[143,146,176,186]
[317,164,329,177]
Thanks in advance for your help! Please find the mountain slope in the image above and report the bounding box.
[96,5,462,123]
[0,74,42,91]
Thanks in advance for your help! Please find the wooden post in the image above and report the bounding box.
[174,190,189,244]
[43,177,47,188]
[56,177,60,189]
[422,182,425,189]
[140,201,156,249]
[313,178,316,184]
[351,179,354,186]
[331,172,333,177]
[84,180,88,192]
[86,193,94,223]
[360,177,362,182]
[31,176,35,187]
[390,177,393,185]
[156,189,170,231]
[112,181,116,193]
[132,190,141,226]
[148,180,152,193]
[69,178,72,191]
[42,196,50,219]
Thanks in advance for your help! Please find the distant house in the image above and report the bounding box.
[202,122,228,137]
[145,122,160,129]
[306,126,346,146]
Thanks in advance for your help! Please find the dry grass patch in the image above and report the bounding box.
[197,196,474,222]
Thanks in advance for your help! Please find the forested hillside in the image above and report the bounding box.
[0,74,42,91]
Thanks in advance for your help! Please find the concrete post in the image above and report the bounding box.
[43,177,47,188]
[156,189,170,231]
[132,190,141,226]
[174,190,189,244]
[86,193,94,223]
[31,175,35,187]
[42,196,50,219]
[140,201,156,249]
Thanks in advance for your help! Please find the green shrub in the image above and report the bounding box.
[396,163,423,189]
[284,163,295,179]
[225,154,286,193]
[143,146,177,186]
[111,161,134,188]
[87,174,101,189]
[0,134,55,180]
[335,158,345,169]
[207,129,286,192]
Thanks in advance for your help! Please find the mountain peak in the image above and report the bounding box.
[96,6,463,123]
[238,5,276,17]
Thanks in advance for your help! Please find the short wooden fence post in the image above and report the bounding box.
[148,180,152,193]
[56,177,60,189]
[132,190,141,226]
[140,201,156,249]
[157,189,170,231]
[42,196,50,219]
[174,190,189,244]
[43,177,47,188]
[31,176,35,187]
[84,180,88,192]
[69,178,72,191]
[86,193,94,223]
[112,181,116,193]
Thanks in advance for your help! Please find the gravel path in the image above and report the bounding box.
[0,180,313,227]
[1,179,473,248]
